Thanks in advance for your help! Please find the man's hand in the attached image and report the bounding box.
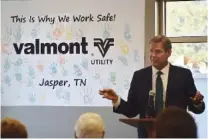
[190,91,204,105]
[99,88,118,103]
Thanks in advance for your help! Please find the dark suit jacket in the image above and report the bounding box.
[113,64,205,138]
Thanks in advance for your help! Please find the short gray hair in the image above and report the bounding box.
[149,35,172,51]
[74,112,105,138]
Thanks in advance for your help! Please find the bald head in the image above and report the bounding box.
[74,112,105,138]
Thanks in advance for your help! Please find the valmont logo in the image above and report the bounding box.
[13,37,88,55]
[94,38,114,58]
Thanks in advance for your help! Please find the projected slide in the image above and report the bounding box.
[1,0,145,106]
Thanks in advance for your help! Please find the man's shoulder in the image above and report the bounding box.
[134,66,152,75]
[171,64,191,73]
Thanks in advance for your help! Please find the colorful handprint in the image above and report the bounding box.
[36,63,44,72]
[65,26,72,40]
[109,72,116,85]
[118,41,129,55]
[53,23,65,40]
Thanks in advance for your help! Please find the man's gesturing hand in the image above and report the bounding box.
[99,88,118,103]
[190,91,204,105]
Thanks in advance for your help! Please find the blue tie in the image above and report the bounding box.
[155,71,163,115]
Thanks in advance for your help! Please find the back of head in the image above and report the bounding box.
[155,106,197,138]
[1,117,28,138]
[74,112,105,138]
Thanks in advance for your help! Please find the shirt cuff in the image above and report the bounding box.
[112,97,121,108]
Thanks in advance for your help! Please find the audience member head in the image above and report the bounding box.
[74,112,105,138]
[1,117,28,138]
[155,106,197,138]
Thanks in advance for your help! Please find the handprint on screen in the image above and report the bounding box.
[5,25,13,37]
[1,43,10,54]
[124,24,132,42]
[2,30,11,54]
[73,64,82,77]
[64,91,70,102]
[61,67,68,77]
[4,75,11,86]
[109,72,116,85]
[53,23,64,40]
[56,88,64,99]
[15,73,22,82]
[124,78,130,90]
[81,58,88,71]
[36,63,44,72]
[13,58,23,67]
[31,23,40,39]
[93,69,100,80]
[134,50,140,62]
[28,92,36,103]
[4,58,11,72]
[28,66,36,79]
[76,28,83,40]
[103,24,111,39]
[118,56,128,66]
[81,88,94,104]
[27,79,34,87]
[1,87,4,94]
[65,26,72,40]
[13,24,22,42]
[49,62,58,75]
[46,32,53,40]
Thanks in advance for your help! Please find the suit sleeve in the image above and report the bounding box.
[186,69,205,114]
[113,71,140,118]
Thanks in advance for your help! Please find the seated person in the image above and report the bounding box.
[155,106,197,138]
[1,117,28,138]
[74,112,105,138]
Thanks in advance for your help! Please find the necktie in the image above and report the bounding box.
[155,71,163,115]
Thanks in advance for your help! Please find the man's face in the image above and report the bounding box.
[150,42,171,69]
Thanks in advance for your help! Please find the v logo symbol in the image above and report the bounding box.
[94,38,114,58]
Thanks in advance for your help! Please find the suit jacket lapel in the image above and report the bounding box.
[165,64,174,106]
[147,66,152,93]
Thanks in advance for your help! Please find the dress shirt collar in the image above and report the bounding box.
[152,62,170,76]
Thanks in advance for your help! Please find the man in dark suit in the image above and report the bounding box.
[99,35,205,138]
